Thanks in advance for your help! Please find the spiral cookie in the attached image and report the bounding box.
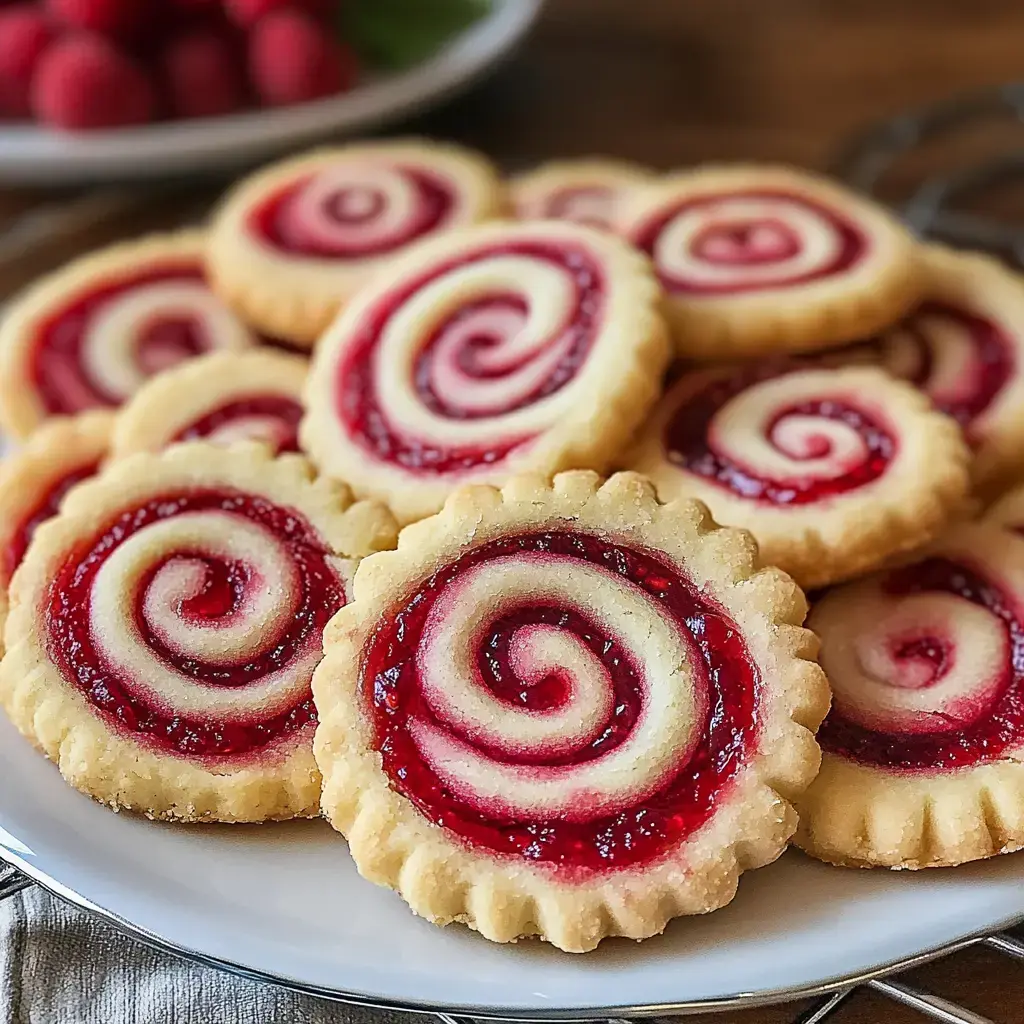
[623,364,971,589]
[111,350,306,458]
[314,471,828,951]
[509,159,652,231]
[302,220,670,524]
[796,520,1024,868]
[619,165,922,359]
[0,231,256,440]
[0,443,397,821]
[0,411,112,646]
[827,247,1024,497]
[207,140,504,348]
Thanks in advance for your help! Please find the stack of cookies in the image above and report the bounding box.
[0,138,1020,954]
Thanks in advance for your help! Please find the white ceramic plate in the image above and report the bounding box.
[0,0,542,186]
[0,710,1021,1019]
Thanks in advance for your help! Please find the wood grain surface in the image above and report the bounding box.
[2,2,1024,1021]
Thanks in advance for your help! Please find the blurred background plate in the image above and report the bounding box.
[0,0,542,187]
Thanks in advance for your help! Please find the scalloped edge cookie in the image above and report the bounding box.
[0,229,255,440]
[301,219,671,525]
[109,349,307,457]
[794,520,1024,869]
[313,469,830,952]
[0,442,398,823]
[206,139,505,348]
[621,364,972,589]
[618,164,924,359]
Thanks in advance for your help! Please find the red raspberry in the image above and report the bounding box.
[248,8,355,107]
[45,0,141,40]
[0,4,54,118]
[226,0,334,30]
[32,34,156,129]
[160,29,246,119]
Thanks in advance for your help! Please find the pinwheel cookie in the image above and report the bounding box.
[313,471,829,952]
[0,411,112,645]
[622,363,971,589]
[0,443,397,822]
[0,231,257,440]
[302,219,670,524]
[796,519,1024,869]
[828,247,1024,498]
[509,159,652,231]
[111,350,306,458]
[619,165,922,359]
[207,140,503,348]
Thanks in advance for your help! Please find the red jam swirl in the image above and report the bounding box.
[2,462,98,584]
[888,302,1013,435]
[32,264,210,415]
[174,395,303,453]
[664,366,895,505]
[363,530,759,872]
[632,190,866,294]
[691,218,801,265]
[818,557,1024,771]
[45,490,344,757]
[336,242,606,474]
[249,169,455,258]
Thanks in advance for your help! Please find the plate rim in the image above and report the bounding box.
[2,844,1020,1020]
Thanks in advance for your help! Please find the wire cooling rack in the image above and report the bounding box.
[835,81,1024,262]
[3,858,1023,1024]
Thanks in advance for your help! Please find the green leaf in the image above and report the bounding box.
[343,0,493,69]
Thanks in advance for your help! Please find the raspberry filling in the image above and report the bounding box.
[336,241,605,475]
[32,264,210,414]
[250,169,455,258]
[633,190,866,294]
[664,367,895,504]
[692,219,801,264]
[818,558,1024,771]
[889,302,1013,436]
[174,395,303,453]
[364,530,759,872]
[45,490,344,758]
[2,461,98,585]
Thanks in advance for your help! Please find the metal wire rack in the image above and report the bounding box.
[3,858,1022,1024]
[835,81,1024,261]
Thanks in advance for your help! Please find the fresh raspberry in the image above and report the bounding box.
[45,0,142,40]
[32,34,156,129]
[159,29,246,119]
[248,8,355,107]
[0,5,54,118]
[226,0,334,30]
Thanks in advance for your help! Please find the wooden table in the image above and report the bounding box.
[2,2,1024,1021]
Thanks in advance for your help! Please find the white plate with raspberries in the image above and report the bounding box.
[0,0,541,185]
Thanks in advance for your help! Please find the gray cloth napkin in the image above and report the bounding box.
[1,886,426,1024]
